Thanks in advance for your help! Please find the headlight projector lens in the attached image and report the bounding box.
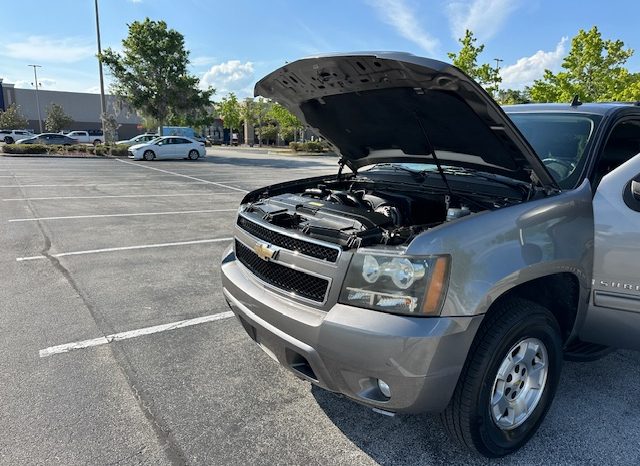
[362,255,381,283]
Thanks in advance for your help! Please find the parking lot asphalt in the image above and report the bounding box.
[2,147,639,465]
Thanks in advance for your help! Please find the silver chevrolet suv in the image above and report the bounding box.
[221,52,640,457]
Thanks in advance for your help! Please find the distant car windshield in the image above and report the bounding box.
[507,112,602,189]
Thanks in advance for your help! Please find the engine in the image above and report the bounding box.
[241,183,458,248]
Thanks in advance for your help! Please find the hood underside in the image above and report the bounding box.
[255,52,557,188]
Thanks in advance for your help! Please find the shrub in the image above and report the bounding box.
[289,141,327,153]
[2,143,132,157]
[289,141,301,151]
[2,144,48,154]
[94,144,129,156]
[302,141,326,152]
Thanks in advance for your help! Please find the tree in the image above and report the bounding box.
[530,26,640,102]
[44,104,73,132]
[100,18,213,130]
[496,88,531,105]
[448,30,501,95]
[256,124,277,144]
[238,97,272,145]
[267,103,303,144]
[0,103,29,129]
[217,93,242,143]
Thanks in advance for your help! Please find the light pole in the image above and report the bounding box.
[28,65,43,133]
[94,0,107,141]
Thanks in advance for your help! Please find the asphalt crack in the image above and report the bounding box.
[14,165,188,465]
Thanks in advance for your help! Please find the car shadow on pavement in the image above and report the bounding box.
[311,350,640,465]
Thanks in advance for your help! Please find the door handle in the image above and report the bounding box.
[632,180,640,200]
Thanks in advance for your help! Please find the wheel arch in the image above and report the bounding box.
[486,272,582,343]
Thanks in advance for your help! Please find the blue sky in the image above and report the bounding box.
[2,0,640,99]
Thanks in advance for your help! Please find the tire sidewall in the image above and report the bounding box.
[144,150,154,161]
[475,314,562,456]
[189,150,199,160]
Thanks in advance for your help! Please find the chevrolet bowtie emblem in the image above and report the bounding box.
[253,242,278,261]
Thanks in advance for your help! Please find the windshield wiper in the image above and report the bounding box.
[421,166,533,197]
[372,163,426,180]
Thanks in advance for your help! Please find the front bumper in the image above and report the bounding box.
[221,246,483,414]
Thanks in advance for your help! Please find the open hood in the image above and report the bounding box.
[255,52,557,188]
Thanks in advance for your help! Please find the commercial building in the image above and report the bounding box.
[0,79,142,139]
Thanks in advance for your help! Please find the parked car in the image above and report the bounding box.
[221,52,640,457]
[207,135,223,145]
[65,130,104,145]
[0,129,34,144]
[16,133,77,145]
[127,136,205,160]
[116,133,158,146]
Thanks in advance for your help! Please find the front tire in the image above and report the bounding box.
[143,150,155,161]
[441,298,562,457]
[188,149,199,160]
[5,137,14,144]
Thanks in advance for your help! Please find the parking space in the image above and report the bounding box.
[2,149,639,465]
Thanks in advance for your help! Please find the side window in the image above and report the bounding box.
[593,119,640,187]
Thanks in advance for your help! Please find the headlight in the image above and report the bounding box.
[339,252,450,316]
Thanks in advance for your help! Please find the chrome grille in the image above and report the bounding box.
[235,240,329,302]
[237,216,339,262]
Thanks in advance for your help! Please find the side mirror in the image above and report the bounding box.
[632,180,640,201]
[622,175,640,211]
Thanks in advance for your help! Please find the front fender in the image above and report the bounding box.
[406,180,594,318]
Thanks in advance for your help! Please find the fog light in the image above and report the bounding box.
[377,379,391,398]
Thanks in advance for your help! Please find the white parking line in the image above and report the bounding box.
[117,159,249,193]
[39,311,235,357]
[9,208,236,222]
[0,181,209,188]
[16,237,233,261]
[3,193,241,201]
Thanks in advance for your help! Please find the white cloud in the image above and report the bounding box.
[191,56,217,67]
[2,36,95,63]
[447,0,522,42]
[200,60,255,97]
[14,78,57,89]
[368,0,439,54]
[500,37,568,89]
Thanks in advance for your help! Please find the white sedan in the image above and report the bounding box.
[127,136,205,161]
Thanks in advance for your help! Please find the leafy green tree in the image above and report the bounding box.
[256,124,277,144]
[530,26,640,102]
[239,97,272,146]
[217,93,242,143]
[267,103,303,143]
[496,88,531,105]
[0,104,29,129]
[100,18,213,130]
[447,30,501,95]
[44,104,73,132]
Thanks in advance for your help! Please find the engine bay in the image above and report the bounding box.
[241,178,485,248]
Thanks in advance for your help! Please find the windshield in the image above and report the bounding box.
[507,112,602,189]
